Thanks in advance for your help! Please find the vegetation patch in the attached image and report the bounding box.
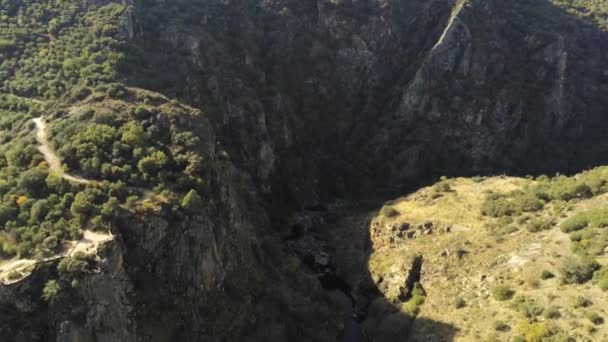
[559,257,600,284]
[492,285,515,301]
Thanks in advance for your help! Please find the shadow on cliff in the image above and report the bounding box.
[286,200,458,342]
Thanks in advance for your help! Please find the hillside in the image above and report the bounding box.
[366,169,608,341]
[1,0,608,341]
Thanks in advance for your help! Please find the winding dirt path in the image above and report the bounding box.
[32,117,91,184]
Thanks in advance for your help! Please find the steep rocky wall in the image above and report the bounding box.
[0,89,340,341]
[0,242,134,342]
[128,0,608,206]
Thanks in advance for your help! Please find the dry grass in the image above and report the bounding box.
[367,176,608,341]
[387,177,529,230]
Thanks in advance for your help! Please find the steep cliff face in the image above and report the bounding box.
[0,242,134,342]
[0,89,339,342]
[129,0,608,205]
[2,0,608,341]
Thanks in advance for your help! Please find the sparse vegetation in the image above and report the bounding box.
[403,282,426,315]
[492,285,515,301]
[482,168,608,222]
[379,206,399,218]
[574,296,592,308]
[559,257,600,284]
[493,320,510,332]
[541,270,555,280]
[560,214,589,233]
[586,311,604,325]
[544,306,561,319]
[512,295,544,318]
[42,279,61,301]
[516,321,553,342]
[454,296,466,309]
[593,266,608,290]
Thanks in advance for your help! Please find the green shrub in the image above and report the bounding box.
[516,194,544,212]
[560,214,589,232]
[42,280,61,301]
[403,282,426,315]
[559,257,600,284]
[493,320,510,332]
[540,270,555,280]
[107,83,127,99]
[574,296,592,308]
[379,206,399,218]
[586,207,608,228]
[545,334,574,342]
[516,321,553,342]
[512,295,544,318]
[454,296,466,309]
[527,218,552,232]
[434,181,452,193]
[481,195,517,217]
[544,306,561,319]
[586,311,603,325]
[593,266,608,290]
[492,285,515,301]
[57,254,90,276]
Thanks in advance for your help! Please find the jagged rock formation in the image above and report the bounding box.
[2,0,608,341]
[129,0,608,204]
[0,91,339,341]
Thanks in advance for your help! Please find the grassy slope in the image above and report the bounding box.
[369,172,608,341]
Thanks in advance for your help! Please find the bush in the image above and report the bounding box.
[379,206,399,218]
[516,321,553,342]
[574,296,592,308]
[516,194,544,212]
[544,306,561,319]
[560,214,589,233]
[540,270,555,280]
[42,280,61,301]
[454,296,466,309]
[586,207,608,228]
[493,320,510,332]
[107,83,127,99]
[512,295,544,318]
[527,218,552,232]
[57,255,90,276]
[593,266,608,290]
[586,311,603,325]
[559,257,600,284]
[434,181,452,193]
[492,285,515,301]
[481,195,516,217]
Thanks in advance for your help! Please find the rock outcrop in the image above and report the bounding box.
[129,0,608,205]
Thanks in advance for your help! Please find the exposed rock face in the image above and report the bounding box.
[0,242,134,342]
[0,94,339,341]
[130,0,608,205]
[3,0,608,341]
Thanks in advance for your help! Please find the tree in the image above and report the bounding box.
[42,280,61,302]
[120,122,146,147]
[29,199,50,224]
[70,192,94,220]
[101,197,119,219]
[137,151,168,177]
[181,189,203,213]
[18,167,49,197]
